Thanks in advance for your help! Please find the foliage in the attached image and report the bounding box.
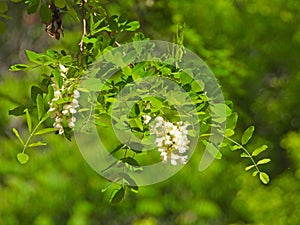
[2,0,300,224]
[4,0,272,204]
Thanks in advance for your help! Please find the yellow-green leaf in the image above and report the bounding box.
[34,128,56,135]
[257,158,271,165]
[241,125,255,145]
[252,145,268,156]
[27,141,47,148]
[17,153,29,164]
[24,108,32,133]
[12,128,24,145]
[36,94,45,120]
[259,172,270,184]
[245,164,255,171]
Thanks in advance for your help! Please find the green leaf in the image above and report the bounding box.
[230,145,242,151]
[241,126,255,145]
[24,109,32,133]
[26,0,39,14]
[225,128,235,137]
[31,86,43,103]
[65,0,80,21]
[36,94,45,120]
[191,80,204,92]
[226,112,238,130]
[245,164,255,171]
[125,21,140,31]
[34,128,56,135]
[110,187,125,204]
[121,157,140,166]
[27,141,47,148]
[55,0,66,8]
[25,50,43,64]
[83,78,102,92]
[259,172,270,184]
[9,106,27,116]
[257,158,271,165]
[252,171,259,176]
[0,20,6,34]
[252,145,268,156]
[240,152,250,158]
[12,128,24,145]
[9,64,30,71]
[0,2,8,13]
[205,142,222,159]
[39,3,52,23]
[17,153,29,164]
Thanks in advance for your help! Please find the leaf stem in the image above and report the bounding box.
[22,119,44,154]
[223,135,261,173]
[79,0,87,52]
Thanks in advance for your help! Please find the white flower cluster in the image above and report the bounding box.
[49,64,80,135]
[146,115,190,165]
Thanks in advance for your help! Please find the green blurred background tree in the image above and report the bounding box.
[1,0,300,224]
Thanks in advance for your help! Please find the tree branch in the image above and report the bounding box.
[79,0,87,52]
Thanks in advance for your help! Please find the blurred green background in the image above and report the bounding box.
[1,0,300,224]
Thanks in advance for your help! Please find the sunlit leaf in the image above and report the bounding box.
[27,141,47,148]
[245,164,255,171]
[12,128,24,145]
[259,172,270,184]
[17,153,29,164]
[24,108,32,133]
[9,64,30,71]
[34,128,56,135]
[252,145,268,156]
[225,128,235,137]
[125,21,140,31]
[257,158,271,165]
[241,126,255,145]
[36,94,45,120]
[240,152,250,158]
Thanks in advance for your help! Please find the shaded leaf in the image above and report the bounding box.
[9,106,26,116]
[0,2,8,13]
[31,86,44,103]
[39,3,52,23]
[110,187,125,204]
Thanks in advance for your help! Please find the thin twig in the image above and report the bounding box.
[79,0,87,52]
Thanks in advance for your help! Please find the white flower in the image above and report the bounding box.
[150,116,190,165]
[59,64,67,74]
[143,114,152,124]
[73,90,80,99]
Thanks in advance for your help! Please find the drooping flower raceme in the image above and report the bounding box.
[148,116,190,165]
[48,64,80,134]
